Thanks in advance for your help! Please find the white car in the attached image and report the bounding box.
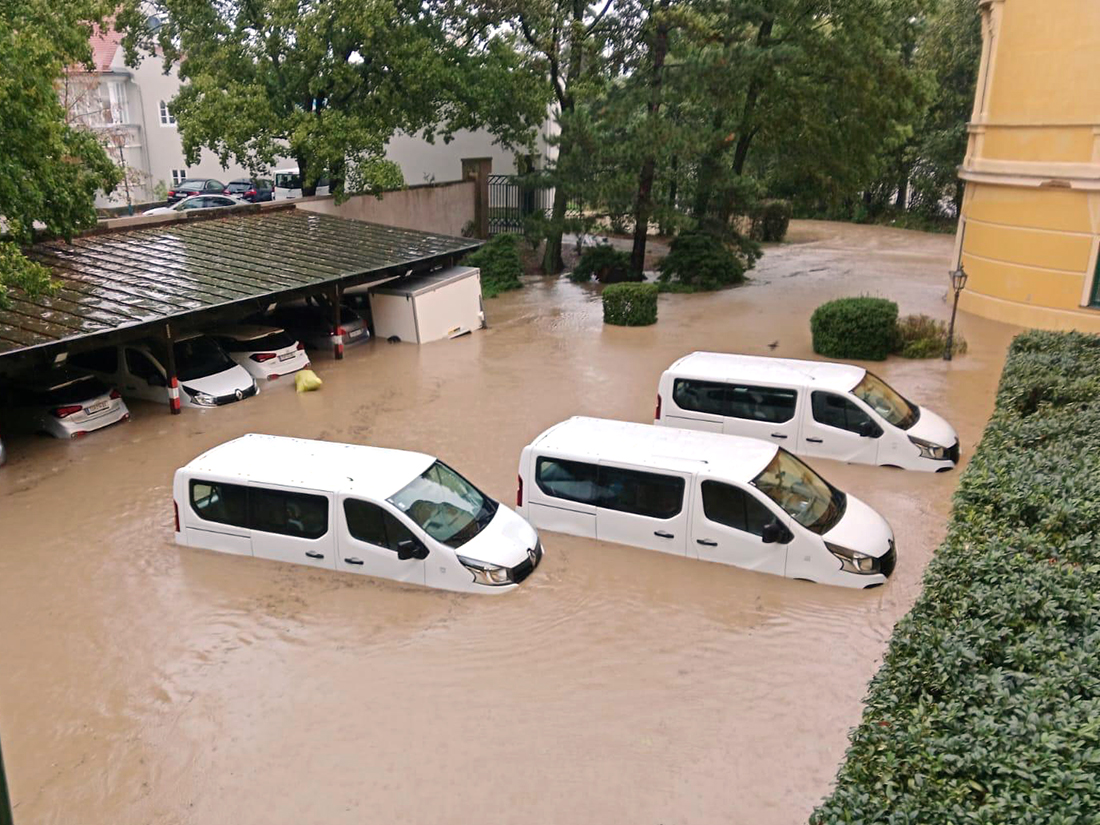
[174,434,543,594]
[2,367,130,438]
[143,195,244,216]
[68,335,258,408]
[212,325,311,383]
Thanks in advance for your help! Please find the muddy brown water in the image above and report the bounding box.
[0,221,1020,824]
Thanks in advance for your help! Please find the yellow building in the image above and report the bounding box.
[955,0,1100,331]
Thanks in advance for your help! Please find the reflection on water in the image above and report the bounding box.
[0,221,1018,824]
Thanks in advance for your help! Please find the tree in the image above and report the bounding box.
[0,0,121,309]
[117,0,549,202]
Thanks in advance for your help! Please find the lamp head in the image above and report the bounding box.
[951,266,968,293]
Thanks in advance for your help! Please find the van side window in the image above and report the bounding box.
[701,481,775,537]
[190,480,248,527]
[536,458,601,505]
[343,499,426,553]
[811,391,877,435]
[728,385,797,423]
[250,487,328,539]
[673,379,728,416]
[126,349,163,384]
[599,466,685,519]
[69,347,118,374]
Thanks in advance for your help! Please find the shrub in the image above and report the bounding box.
[657,230,758,291]
[463,234,523,298]
[810,297,898,360]
[603,283,657,326]
[894,313,968,358]
[750,199,792,242]
[569,244,638,284]
[812,330,1100,824]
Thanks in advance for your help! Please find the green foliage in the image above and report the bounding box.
[119,0,549,202]
[603,283,658,326]
[464,234,523,299]
[895,313,967,358]
[750,200,792,242]
[0,0,122,308]
[810,297,899,361]
[813,330,1100,825]
[657,230,759,291]
[570,245,637,284]
[153,179,169,202]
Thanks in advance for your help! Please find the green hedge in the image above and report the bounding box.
[603,283,657,326]
[810,297,899,361]
[657,230,758,291]
[463,234,523,298]
[750,199,793,242]
[569,244,638,284]
[813,330,1100,825]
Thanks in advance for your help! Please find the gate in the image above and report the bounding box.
[488,174,553,235]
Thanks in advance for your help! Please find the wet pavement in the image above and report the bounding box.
[0,221,1021,824]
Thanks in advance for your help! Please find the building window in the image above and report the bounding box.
[107,81,129,124]
[171,169,189,186]
[159,100,176,126]
[1091,252,1100,308]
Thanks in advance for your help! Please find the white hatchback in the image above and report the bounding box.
[212,325,311,383]
[2,368,130,438]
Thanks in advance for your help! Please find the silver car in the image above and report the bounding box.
[3,368,130,439]
[264,301,370,352]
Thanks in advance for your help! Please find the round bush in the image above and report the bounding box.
[751,199,792,242]
[810,297,898,361]
[603,283,658,326]
[657,230,755,290]
[570,244,638,283]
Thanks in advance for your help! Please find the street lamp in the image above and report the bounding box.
[944,265,968,361]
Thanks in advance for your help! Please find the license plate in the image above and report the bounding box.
[278,351,296,361]
[347,328,363,339]
[85,400,109,415]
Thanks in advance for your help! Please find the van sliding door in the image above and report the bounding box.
[595,462,691,556]
[248,484,336,570]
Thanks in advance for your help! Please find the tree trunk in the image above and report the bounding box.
[629,3,672,279]
[542,178,569,273]
[298,155,315,197]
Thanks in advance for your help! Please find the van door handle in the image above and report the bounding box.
[806,437,824,443]
[696,539,718,547]
[770,433,788,439]
[344,557,364,565]
[654,531,674,539]
[305,551,324,559]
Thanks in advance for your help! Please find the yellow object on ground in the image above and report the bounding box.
[295,369,323,393]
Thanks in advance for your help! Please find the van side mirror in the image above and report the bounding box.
[761,521,790,545]
[396,540,428,561]
[858,420,881,438]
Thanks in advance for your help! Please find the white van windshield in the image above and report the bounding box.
[274,172,301,189]
[388,461,498,548]
[751,450,845,534]
[852,372,919,429]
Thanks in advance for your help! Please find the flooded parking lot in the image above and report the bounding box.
[0,221,1020,824]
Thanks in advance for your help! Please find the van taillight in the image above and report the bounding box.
[174,500,180,532]
[655,393,662,420]
[516,474,523,508]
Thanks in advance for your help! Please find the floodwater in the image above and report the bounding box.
[0,221,1020,824]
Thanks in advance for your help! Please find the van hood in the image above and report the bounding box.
[457,504,538,569]
[823,494,893,559]
[907,406,957,449]
[182,365,255,398]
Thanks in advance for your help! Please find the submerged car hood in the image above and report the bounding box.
[182,365,255,397]
[907,406,957,449]
[456,504,538,569]
[823,494,893,559]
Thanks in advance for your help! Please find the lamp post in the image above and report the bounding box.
[944,265,968,361]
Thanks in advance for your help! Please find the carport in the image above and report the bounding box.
[0,206,478,412]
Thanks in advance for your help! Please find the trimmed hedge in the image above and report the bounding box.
[570,244,639,284]
[603,283,658,326]
[463,234,523,298]
[813,331,1100,825]
[811,297,899,361]
[750,199,793,242]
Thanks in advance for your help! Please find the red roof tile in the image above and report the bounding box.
[89,27,123,73]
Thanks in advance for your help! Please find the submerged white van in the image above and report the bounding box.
[517,417,896,589]
[656,352,959,472]
[174,435,542,594]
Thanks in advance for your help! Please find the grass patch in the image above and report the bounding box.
[895,313,967,359]
[812,330,1100,824]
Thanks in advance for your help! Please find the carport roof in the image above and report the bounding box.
[0,208,478,362]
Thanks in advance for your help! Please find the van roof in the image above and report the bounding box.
[529,417,778,482]
[667,352,865,393]
[182,434,435,500]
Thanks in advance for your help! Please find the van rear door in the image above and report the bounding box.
[595,461,691,556]
[526,454,598,538]
[248,484,336,569]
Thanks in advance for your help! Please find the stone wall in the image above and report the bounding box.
[295,180,476,238]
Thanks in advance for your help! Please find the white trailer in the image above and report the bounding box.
[368,266,485,344]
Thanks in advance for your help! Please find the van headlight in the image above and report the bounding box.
[908,435,948,460]
[826,542,878,575]
[183,387,216,406]
[456,555,512,586]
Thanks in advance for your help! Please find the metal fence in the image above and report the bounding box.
[488,174,551,235]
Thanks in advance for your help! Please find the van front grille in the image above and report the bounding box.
[947,440,960,464]
[214,384,259,405]
[511,542,543,585]
[878,541,897,578]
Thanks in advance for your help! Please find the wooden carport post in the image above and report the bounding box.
[164,322,181,414]
[331,283,344,360]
